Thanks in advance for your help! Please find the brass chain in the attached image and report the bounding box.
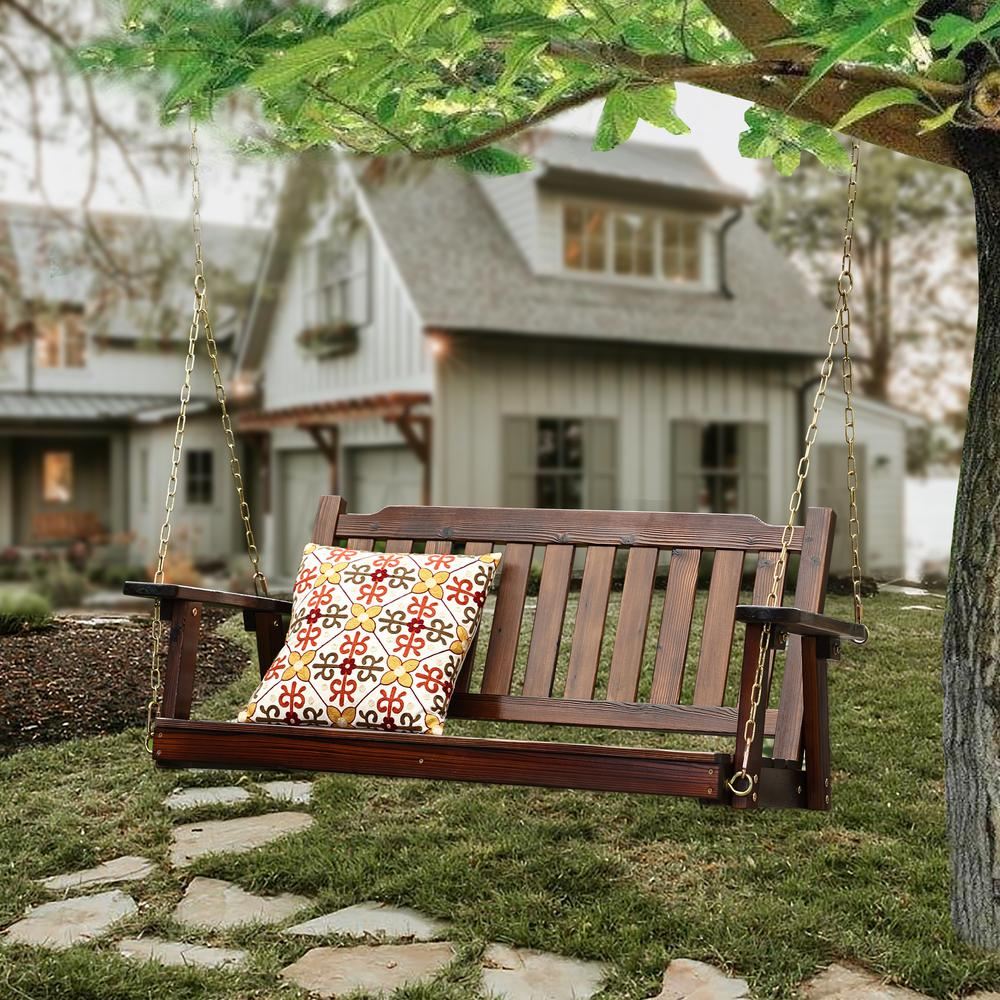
[145,118,268,753]
[727,141,867,798]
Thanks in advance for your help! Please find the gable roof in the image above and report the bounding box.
[357,150,831,357]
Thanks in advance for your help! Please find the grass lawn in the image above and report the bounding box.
[0,590,995,999]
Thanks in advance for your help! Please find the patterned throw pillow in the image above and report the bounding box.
[238,544,501,735]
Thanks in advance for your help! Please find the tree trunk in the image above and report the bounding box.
[943,163,1000,946]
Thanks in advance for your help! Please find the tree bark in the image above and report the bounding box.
[943,163,1000,946]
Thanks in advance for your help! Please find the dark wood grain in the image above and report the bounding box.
[730,622,770,811]
[801,638,832,811]
[252,610,286,680]
[160,600,201,720]
[480,542,533,695]
[522,545,575,698]
[773,507,836,760]
[424,540,453,555]
[123,582,292,615]
[650,548,700,704]
[384,539,414,553]
[692,549,746,706]
[564,546,615,700]
[312,494,346,545]
[455,540,496,693]
[347,538,375,551]
[735,605,867,642]
[607,547,659,702]
[153,719,729,799]
[326,502,805,550]
[449,692,779,736]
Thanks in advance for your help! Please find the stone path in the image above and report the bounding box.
[656,959,749,999]
[169,810,313,867]
[260,780,313,804]
[117,937,247,969]
[165,785,251,811]
[173,876,311,931]
[286,901,450,940]
[281,941,455,997]
[483,943,606,999]
[38,855,155,892]
[4,890,137,950]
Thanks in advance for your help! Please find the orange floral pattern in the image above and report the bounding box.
[239,545,501,734]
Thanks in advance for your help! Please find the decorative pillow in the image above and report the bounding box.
[238,544,501,735]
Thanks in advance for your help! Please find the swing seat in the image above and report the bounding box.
[124,495,865,810]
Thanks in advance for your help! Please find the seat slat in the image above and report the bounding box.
[607,547,659,702]
[455,540,496,694]
[522,545,575,697]
[480,542,533,695]
[692,549,746,706]
[450,692,779,737]
[564,546,616,700]
[649,548,700,705]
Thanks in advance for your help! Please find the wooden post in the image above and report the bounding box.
[159,600,202,720]
[800,637,831,811]
[306,426,341,494]
[252,610,287,679]
[730,622,771,810]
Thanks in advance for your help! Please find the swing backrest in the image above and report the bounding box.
[313,496,836,762]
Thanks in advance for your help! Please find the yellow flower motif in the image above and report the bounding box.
[327,706,357,728]
[450,625,471,655]
[425,713,444,736]
[380,655,419,689]
[317,559,349,586]
[345,603,382,632]
[238,701,257,723]
[479,553,501,565]
[302,543,317,555]
[412,567,450,599]
[282,649,316,681]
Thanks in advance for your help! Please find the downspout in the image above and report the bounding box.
[717,205,744,299]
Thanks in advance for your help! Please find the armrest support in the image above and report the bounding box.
[123,581,293,616]
[736,605,867,644]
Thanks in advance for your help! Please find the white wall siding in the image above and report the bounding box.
[475,172,540,268]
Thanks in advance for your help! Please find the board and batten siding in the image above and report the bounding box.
[433,338,810,522]
[259,171,431,414]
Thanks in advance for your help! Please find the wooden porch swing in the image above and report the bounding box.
[124,127,869,811]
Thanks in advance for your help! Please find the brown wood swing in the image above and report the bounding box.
[125,128,869,812]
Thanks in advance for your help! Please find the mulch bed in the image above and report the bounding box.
[0,609,251,755]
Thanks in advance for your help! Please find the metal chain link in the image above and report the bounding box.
[145,118,268,753]
[727,141,867,798]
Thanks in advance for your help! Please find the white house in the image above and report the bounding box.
[233,132,914,581]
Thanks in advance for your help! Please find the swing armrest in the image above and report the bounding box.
[123,581,293,616]
[736,606,868,645]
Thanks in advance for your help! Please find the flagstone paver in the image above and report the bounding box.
[169,811,313,867]
[173,877,311,930]
[656,958,749,999]
[286,901,450,940]
[260,780,313,804]
[165,785,251,811]
[4,890,137,950]
[38,855,155,893]
[117,936,247,969]
[280,941,455,997]
[481,943,606,1000]
[803,963,930,1000]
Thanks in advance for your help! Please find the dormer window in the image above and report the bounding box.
[35,313,86,368]
[562,200,704,285]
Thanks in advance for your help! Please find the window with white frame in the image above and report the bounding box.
[563,201,704,284]
[307,214,371,328]
[35,314,86,369]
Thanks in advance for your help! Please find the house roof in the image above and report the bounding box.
[0,201,266,344]
[0,391,183,423]
[357,150,832,357]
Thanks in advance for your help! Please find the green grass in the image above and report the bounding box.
[1,590,993,999]
[0,588,53,635]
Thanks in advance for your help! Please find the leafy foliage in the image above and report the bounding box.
[75,0,996,174]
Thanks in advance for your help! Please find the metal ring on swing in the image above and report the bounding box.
[194,273,207,296]
[837,271,853,295]
[852,622,870,645]
[726,770,754,798]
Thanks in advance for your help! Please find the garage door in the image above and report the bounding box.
[279,450,330,576]
[349,446,422,514]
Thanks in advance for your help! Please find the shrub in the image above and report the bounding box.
[0,590,53,635]
[35,562,88,608]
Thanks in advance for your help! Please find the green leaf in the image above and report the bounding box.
[499,36,547,91]
[925,57,967,84]
[247,36,342,91]
[594,89,638,151]
[455,146,533,174]
[929,5,1000,54]
[919,101,960,133]
[376,91,400,124]
[773,144,801,176]
[620,19,668,55]
[834,87,922,130]
[630,83,690,135]
[739,129,781,159]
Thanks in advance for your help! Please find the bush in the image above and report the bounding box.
[34,562,88,608]
[0,590,53,635]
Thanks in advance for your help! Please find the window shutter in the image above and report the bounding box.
[739,423,769,518]
[672,421,703,511]
[583,419,617,509]
[502,417,537,508]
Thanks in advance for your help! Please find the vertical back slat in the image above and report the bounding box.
[480,542,533,695]
[606,547,659,702]
[752,550,785,605]
[692,549,746,706]
[774,507,836,760]
[312,495,346,545]
[424,540,453,555]
[456,540,496,693]
[384,539,414,553]
[564,546,616,700]
[522,545,575,698]
[649,548,700,704]
[347,538,374,550]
